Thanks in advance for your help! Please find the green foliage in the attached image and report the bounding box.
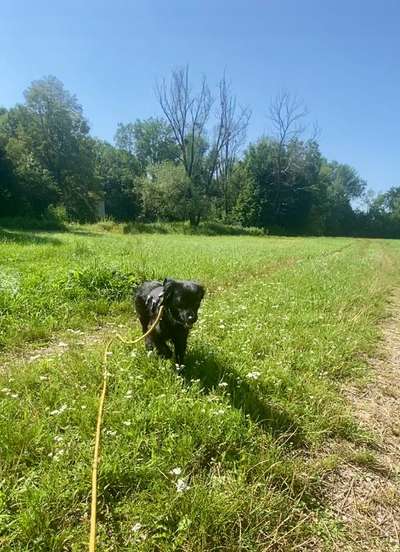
[115,118,179,167]
[140,162,193,221]
[64,266,139,301]
[2,130,58,216]
[239,138,323,232]
[0,77,100,221]
[122,220,265,236]
[231,165,261,227]
[0,208,67,231]
[0,75,398,237]
[94,140,142,221]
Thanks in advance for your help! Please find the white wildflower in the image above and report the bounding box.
[52,449,65,461]
[122,420,131,426]
[176,478,190,493]
[169,467,182,476]
[218,382,228,388]
[132,522,142,532]
[49,404,67,416]
[246,371,261,381]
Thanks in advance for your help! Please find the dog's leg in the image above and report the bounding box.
[139,315,149,334]
[173,331,188,365]
[154,337,173,359]
[145,332,172,358]
[144,334,155,351]
[148,326,173,359]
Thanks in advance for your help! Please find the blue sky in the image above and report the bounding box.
[1,0,399,192]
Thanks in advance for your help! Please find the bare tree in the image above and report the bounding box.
[156,66,211,178]
[213,77,251,217]
[156,66,250,225]
[269,90,308,146]
[268,90,309,215]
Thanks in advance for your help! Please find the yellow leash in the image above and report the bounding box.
[89,306,164,552]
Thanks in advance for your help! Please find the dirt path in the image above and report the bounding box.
[0,321,132,374]
[326,292,400,551]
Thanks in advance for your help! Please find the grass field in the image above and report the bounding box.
[0,226,399,550]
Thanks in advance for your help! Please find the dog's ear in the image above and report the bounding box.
[162,278,176,302]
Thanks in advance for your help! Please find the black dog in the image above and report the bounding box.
[134,278,205,365]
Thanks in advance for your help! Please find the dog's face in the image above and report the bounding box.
[163,278,205,329]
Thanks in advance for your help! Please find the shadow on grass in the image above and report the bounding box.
[183,347,304,445]
[99,345,306,512]
[0,228,62,246]
[66,228,105,237]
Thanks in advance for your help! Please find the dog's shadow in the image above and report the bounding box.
[183,347,304,445]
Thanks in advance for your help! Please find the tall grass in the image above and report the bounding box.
[0,229,399,550]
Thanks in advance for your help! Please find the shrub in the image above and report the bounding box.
[122,221,265,236]
[0,210,67,231]
[63,266,139,301]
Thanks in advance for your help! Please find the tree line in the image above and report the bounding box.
[1,70,400,237]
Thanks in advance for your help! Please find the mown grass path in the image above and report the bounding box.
[325,290,400,551]
[1,230,400,550]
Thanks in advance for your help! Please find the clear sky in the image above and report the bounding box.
[1,0,399,192]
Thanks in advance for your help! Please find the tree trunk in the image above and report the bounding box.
[189,213,201,227]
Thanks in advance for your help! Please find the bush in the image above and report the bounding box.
[122,221,265,236]
[46,204,68,225]
[0,206,67,231]
[92,218,122,233]
[63,266,140,301]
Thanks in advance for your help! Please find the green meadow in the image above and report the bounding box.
[0,225,399,550]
